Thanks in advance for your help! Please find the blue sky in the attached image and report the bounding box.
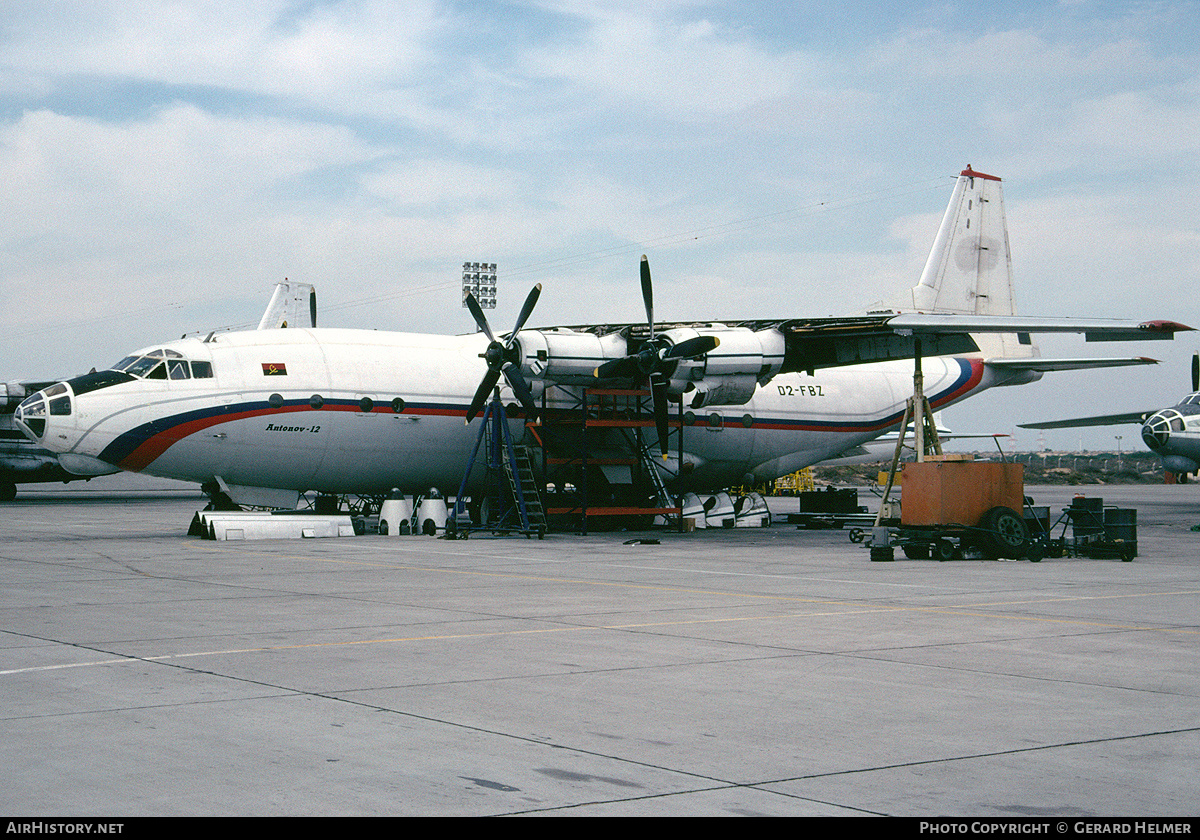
[2,0,1198,451]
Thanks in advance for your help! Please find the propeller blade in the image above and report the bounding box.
[465,282,545,423]
[1192,353,1198,393]
[503,364,539,421]
[640,255,654,340]
[465,292,497,343]
[664,335,719,360]
[466,368,501,424]
[507,283,542,345]
[651,377,670,457]
[594,356,640,379]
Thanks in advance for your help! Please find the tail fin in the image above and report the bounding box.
[871,166,1034,360]
[257,280,317,330]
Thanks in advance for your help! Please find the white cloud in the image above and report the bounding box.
[517,7,820,118]
[0,103,380,356]
[3,1,447,116]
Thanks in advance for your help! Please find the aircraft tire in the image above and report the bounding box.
[0,481,15,502]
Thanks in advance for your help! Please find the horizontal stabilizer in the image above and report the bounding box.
[1019,411,1151,429]
[986,357,1158,372]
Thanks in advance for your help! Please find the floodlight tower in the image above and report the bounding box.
[462,262,497,320]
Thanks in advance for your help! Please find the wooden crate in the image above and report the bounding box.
[900,461,1024,527]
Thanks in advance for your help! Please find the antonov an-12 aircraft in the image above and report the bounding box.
[13,167,1190,510]
[1021,356,1200,481]
[0,286,309,501]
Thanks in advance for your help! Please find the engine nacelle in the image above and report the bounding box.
[680,374,759,408]
[514,325,783,409]
[663,326,785,408]
[515,329,629,384]
[3,381,32,413]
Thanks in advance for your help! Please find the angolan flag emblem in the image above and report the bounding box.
[262,363,287,376]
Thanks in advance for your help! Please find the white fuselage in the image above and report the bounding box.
[26,327,1005,497]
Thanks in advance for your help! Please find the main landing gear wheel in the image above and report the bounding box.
[0,481,16,502]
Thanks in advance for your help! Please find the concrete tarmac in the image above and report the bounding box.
[1,483,1198,816]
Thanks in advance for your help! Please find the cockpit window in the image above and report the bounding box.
[1184,394,1200,406]
[122,357,165,378]
[111,348,211,380]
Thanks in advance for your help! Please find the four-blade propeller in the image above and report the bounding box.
[463,257,720,456]
[594,255,719,455]
[464,283,542,424]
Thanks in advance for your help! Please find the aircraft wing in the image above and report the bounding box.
[882,314,1188,342]
[937,432,1011,440]
[986,357,1158,372]
[1019,411,1152,429]
[656,315,1184,374]
[531,315,1190,382]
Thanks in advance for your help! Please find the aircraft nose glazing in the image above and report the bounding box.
[1141,410,1181,452]
[14,394,46,440]
[13,383,73,442]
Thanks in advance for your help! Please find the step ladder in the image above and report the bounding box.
[452,392,546,538]
[633,433,678,518]
[503,443,547,534]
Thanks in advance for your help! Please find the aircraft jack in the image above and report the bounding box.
[450,390,546,539]
[874,337,945,529]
